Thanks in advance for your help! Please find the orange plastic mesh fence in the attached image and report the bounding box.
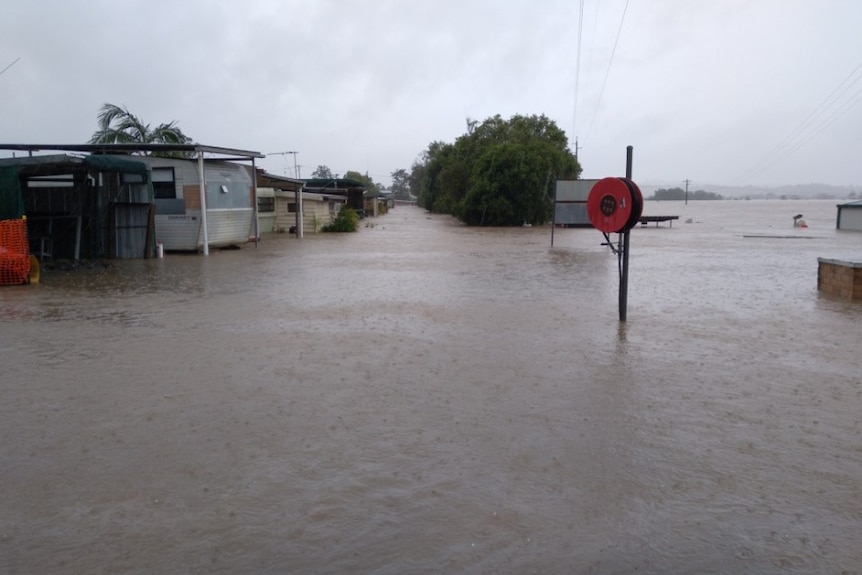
[0,218,31,285]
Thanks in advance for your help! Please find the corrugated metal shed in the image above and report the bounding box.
[0,153,154,259]
[837,199,862,231]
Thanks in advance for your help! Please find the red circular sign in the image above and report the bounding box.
[587,177,633,233]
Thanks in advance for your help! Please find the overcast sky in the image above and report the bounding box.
[2,1,860,188]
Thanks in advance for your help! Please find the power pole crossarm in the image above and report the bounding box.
[268,150,299,178]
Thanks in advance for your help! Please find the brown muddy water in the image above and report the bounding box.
[1,200,860,574]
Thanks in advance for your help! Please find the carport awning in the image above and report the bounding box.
[83,155,149,178]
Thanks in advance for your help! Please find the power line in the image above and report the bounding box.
[767,89,862,174]
[734,61,862,183]
[268,150,299,178]
[583,0,630,144]
[0,57,21,78]
[571,0,585,147]
[739,63,862,180]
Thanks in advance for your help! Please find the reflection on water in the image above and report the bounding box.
[1,200,860,574]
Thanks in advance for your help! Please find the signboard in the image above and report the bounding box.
[553,179,598,227]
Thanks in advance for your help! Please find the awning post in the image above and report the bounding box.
[252,158,259,247]
[298,186,304,238]
[198,151,210,255]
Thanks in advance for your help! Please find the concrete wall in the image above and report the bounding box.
[818,258,862,299]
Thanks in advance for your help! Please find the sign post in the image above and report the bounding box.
[585,146,641,322]
[620,145,633,321]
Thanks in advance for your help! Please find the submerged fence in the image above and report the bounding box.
[0,218,30,285]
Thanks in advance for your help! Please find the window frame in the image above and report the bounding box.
[151,167,177,200]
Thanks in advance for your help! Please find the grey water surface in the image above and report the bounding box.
[1,200,860,574]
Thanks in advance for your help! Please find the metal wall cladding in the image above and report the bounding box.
[837,204,862,231]
[554,179,598,226]
[111,203,152,258]
[156,208,253,251]
[132,156,254,211]
[203,209,254,248]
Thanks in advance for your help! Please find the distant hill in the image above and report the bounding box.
[639,182,859,200]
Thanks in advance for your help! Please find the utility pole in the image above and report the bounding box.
[574,137,582,161]
[684,178,691,205]
[287,151,298,178]
[269,150,299,178]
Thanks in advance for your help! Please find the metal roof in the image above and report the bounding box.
[303,177,368,189]
[0,153,145,177]
[0,143,264,159]
[257,171,304,191]
[0,153,84,167]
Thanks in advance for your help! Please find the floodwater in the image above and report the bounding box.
[1,199,860,574]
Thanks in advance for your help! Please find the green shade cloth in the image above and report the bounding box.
[83,155,149,178]
[0,166,23,219]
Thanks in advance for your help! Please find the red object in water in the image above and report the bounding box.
[0,218,31,285]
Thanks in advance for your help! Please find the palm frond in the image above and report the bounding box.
[95,103,127,131]
[151,121,192,145]
[90,102,194,152]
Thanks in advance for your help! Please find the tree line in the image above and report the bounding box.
[650,187,723,201]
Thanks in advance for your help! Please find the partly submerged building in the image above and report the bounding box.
[1,152,156,260]
[132,154,260,252]
[302,178,367,215]
[836,199,862,231]
[255,171,305,235]
[0,143,263,258]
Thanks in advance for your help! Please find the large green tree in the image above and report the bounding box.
[415,140,456,213]
[89,103,193,148]
[411,114,580,226]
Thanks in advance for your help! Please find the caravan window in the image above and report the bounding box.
[152,167,176,199]
[258,197,275,212]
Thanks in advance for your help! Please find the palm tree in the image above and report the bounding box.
[88,103,193,153]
